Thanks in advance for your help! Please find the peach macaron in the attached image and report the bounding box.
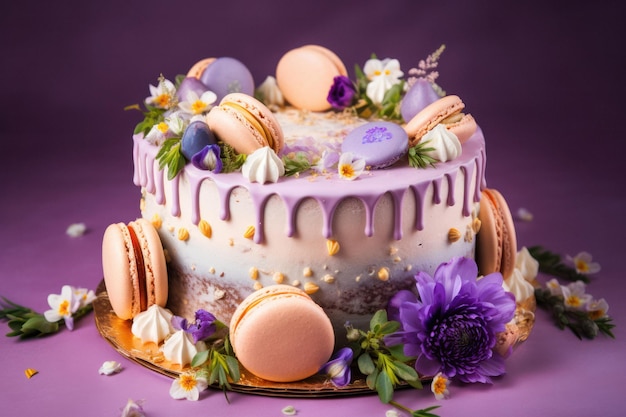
[476,188,518,280]
[229,285,334,382]
[206,92,284,155]
[102,219,167,320]
[276,45,347,112]
[403,95,477,146]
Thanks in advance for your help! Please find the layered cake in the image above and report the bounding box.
[102,45,536,386]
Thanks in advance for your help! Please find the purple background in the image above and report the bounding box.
[1,1,625,416]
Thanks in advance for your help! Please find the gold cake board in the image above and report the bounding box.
[94,280,534,398]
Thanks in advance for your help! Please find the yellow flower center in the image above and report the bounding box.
[155,93,172,108]
[384,69,391,76]
[433,376,448,395]
[58,300,70,316]
[588,309,605,321]
[373,70,381,76]
[179,374,197,391]
[339,163,355,179]
[575,259,589,273]
[566,295,582,308]
[191,100,206,114]
[157,122,169,133]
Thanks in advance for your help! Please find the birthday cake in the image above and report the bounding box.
[102,45,538,389]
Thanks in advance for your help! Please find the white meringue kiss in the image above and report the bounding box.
[421,124,462,162]
[242,146,285,184]
[503,268,535,303]
[131,304,174,344]
[161,330,198,366]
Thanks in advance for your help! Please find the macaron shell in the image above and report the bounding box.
[207,93,284,155]
[447,113,477,144]
[199,57,255,102]
[129,218,168,308]
[342,121,409,169]
[187,58,216,79]
[230,285,334,382]
[102,223,138,320]
[276,45,347,112]
[476,189,517,280]
[404,95,465,146]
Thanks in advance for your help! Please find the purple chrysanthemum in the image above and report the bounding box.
[327,75,357,110]
[387,257,516,384]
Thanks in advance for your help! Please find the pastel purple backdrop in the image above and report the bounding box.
[1,1,625,417]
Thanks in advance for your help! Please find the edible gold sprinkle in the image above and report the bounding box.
[178,228,190,241]
[214,289,225,300]
[249,267,259,280]
[322,274,335,284]
[393,256,402,263]
[209,267,216,274]
[228,238,234,246]
[24,368,38,379]
[405,265,413,272]
[273,272,285,284]
[151,213,162,229]
[377,267,390,282]
[198,219,212,238]
[448,228,461,243]
[139,198,146,212]
[326,239,340,256]
[291,280,301,287]
[302,267,313,277]
[168,226,175,233]
[389,246,399,255]
[163,249,171,263]
[355,275,362,282]
[244,225,255,239]
[304,282,319,294]
[472,217,482,233]
[253,281,263,290]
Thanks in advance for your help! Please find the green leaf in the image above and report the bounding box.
[191,349,210,368]
[375,370,394,403]
[412,405,442,417]
[528,246,590,283]
[408,140,438,169]
[378,320,400,336]
[224,355,240,383]
[357,353,376,375]
[392,360,418,382]
[369,310,388,331]
[22,315,59,335]
[387,344,413,362]
[282,152,312,177]
[366,367,379,390]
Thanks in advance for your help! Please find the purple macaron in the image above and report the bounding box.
[341,121,408,169]
[199,57,255,102]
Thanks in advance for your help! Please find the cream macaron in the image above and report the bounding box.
[206,92,284,155]
[229,285,335,383]
[102,219,167,320]
[276,45,347,112]
[476,188,518,281]
[403,95,477,146]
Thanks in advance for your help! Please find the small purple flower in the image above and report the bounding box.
[172,309,217,343]
[320,347,353,387]
[387,257,516,384]
[191,144,222,173]
[327,75,357,110]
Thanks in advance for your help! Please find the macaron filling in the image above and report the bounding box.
[126,224,148,312]
[221,101,275,150]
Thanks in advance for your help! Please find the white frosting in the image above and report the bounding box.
[256,76,284,109]
[161,330,198,366]
[131,304,174,344]
[242,146,285,184]
[421,124,462,162]
[503,268,535,303]
[515,247,539,282]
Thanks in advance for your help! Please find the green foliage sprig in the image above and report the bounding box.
[408,140,437,169]
[191,333,240,402]
[0,297,92,338]
[282,152,312,176]
[528,246,590,283]
[155,138,186,180]
[534,288,615,339]
[347,310,439,416]
[219,142,247,173]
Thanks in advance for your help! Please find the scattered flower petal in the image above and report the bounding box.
[99,360,123,375]
[515,207,534,222]
[545,278,562,296]
[66,223,87,237]
[431,372,450,400]
[566,252,601,275]
[169,372,208,401]
[24,368,38,379]
[281,405,297,415]
[120,399,146,417]
[385,410,402,417]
